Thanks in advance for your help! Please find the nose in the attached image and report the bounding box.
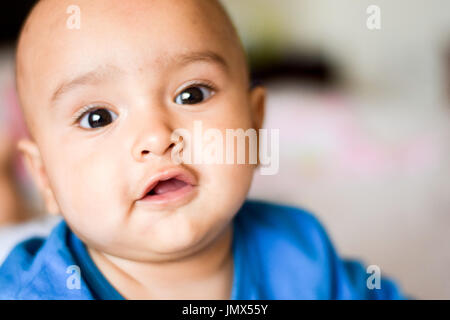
[131,108,176,162]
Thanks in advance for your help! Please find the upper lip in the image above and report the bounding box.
[137,167,197,200]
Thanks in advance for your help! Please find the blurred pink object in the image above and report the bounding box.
[2,84,30,184]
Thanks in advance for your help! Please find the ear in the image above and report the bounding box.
[17,139,61,215]
[249,86,266,169]
[249,86,266,131]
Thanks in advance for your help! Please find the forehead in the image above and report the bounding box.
[19,0,242,105]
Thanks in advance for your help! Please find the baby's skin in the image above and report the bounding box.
[15,0,265,299]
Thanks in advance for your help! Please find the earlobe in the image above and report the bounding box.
[17,139,61,215]
[249,86,266,131]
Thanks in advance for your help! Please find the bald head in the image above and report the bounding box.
[15,0,248,142]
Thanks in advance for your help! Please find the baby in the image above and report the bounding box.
[0,0,405,300]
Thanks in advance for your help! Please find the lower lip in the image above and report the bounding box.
[136,184,197,208]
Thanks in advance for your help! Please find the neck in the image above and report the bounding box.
[88,223,234,300]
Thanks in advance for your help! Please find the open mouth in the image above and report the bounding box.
[138,170,197,206]
[145,177,189,197]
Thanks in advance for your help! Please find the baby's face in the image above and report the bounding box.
[17,0,264,261]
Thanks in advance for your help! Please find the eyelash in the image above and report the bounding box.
[71,80,218,125]
[175,80,217,95]
[72,104,103,124]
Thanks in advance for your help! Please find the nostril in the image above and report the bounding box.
[142,150,150,156]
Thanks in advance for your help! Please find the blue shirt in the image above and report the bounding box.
[0,200,405,300]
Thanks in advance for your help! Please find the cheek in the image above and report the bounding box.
[188,98,257,206]
[46,143,127,241]
[219,95,254,128]
[197,162,254,212]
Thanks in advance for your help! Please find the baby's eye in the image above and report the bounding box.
[78,108,118,129]
[174,85,214,105]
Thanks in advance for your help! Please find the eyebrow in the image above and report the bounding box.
[173,50,229,72]
[51,64,123,105]
[50,50,229,105]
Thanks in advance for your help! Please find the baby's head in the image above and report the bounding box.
[15,0,265,262]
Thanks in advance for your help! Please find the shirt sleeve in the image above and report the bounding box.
[310,214,408,300]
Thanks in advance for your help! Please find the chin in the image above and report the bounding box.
[148,225,206,256]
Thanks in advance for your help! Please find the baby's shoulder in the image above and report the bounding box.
[235,199,329,249]
[234,200,335,274]
[0,221,90,300]
[0,236,46,299]
[233,200,337,298]
[233,200,406,299]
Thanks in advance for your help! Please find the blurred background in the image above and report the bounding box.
[0,0,449,299]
